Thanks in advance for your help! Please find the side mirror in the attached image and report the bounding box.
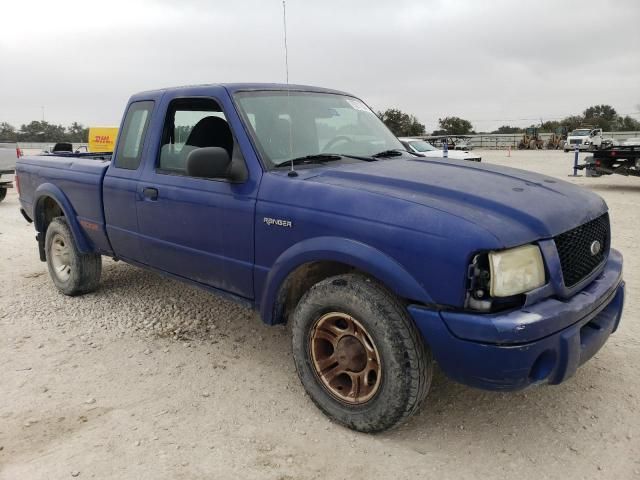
[186,147,231,178]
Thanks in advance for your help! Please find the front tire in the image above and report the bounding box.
[291,274,432,433]
[45,217,102,296]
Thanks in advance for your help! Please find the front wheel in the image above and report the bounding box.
[45,217,102,296]
[291,274,432,432]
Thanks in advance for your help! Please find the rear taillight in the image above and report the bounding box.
[16,147,22,158]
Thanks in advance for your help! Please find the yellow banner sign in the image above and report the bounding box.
[88,127,118,152]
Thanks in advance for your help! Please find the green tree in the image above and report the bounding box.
[492,125,523,134]
[0,122,17,142]
[560,115,585,131]
[615,115,640,131]
[582,104,616,130]
[539,120,561,132]
[66,122,89,142]
[377,108,425,137]
[437,116,474,135]
[17,121,67,142]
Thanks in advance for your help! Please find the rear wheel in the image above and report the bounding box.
[0,187,6,203]
[291,274,432,432]
[45,217,102,295]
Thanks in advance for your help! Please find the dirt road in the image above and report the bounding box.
[1,150,638,479]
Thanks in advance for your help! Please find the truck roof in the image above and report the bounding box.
[131,83,351,98]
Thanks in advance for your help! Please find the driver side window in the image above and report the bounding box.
[157,98,231,176]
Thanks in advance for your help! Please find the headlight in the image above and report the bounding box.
[488,245,545,297]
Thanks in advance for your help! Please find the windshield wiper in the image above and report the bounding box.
[274,154,343,168]
[273,153,377,168]
[371,149,405,158]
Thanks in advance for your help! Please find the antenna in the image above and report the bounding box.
[282,0,289,85]
[282,0,297,177]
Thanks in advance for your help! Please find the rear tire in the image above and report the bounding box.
[291,273,432,433]
[45,217,102,296]
[0,187,6,203]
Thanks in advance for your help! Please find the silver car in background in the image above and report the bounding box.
[399,137,481,162]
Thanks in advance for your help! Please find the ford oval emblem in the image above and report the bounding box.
[590,240,602,256]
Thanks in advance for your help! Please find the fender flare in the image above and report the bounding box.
[33,183,93,254]
[259,236,432,325]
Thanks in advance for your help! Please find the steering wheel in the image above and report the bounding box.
[322,135,355,153]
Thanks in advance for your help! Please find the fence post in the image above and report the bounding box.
[569,144,582,177]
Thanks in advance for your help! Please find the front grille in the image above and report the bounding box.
[570,139,582,145]
[554,213,610,287]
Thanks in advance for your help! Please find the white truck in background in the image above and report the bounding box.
[564,127,610,152]
[0,144,18,202]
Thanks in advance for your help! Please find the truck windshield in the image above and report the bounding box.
[571,129,590,136]
[234,91,404,168]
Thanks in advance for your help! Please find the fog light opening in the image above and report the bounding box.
[529,350,556,382]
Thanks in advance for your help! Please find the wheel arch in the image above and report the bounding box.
[259,236,432,325]
[33,183,93,257]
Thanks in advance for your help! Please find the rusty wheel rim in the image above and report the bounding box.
[309,312,382,405]
[50,233,72,282]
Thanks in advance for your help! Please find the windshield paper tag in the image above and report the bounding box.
[346,98,371,113]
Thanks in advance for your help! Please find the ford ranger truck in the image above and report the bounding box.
[15,84,625,433]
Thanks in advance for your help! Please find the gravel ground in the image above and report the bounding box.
[1,150,638,479]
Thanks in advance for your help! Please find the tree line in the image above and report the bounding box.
[378,104,640,137]
[3,104,639,142]
[0,121,89,143]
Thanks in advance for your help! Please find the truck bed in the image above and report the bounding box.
[584,145,640,177]
[16,153,113,253]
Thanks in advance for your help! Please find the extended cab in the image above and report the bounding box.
[15,84,625,432]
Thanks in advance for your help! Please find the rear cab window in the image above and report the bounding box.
[114,101,154,170]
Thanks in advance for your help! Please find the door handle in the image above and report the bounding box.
[142,187,158,201]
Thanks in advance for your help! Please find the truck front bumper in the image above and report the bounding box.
[408,250,625,391]
[566,142,590,151]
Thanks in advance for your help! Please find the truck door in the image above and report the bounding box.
[103,100,155,262]
[135,96,256,299]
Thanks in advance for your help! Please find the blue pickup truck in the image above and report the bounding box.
[15,84,625,432]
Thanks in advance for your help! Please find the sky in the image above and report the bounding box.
[1,0,639,133]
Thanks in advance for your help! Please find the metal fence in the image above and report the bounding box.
[447,131,640,150]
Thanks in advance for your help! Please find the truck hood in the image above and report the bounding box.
[307,158,607,247]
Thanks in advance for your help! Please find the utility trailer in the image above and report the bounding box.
[578,145,640,178]
[0,169,14,202]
